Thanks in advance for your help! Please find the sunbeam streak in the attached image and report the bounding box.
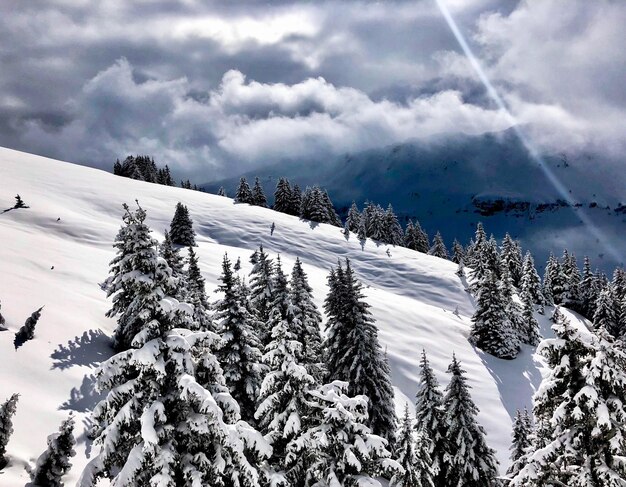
[434,0,622,264]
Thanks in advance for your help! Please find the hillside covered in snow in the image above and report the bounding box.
[0,146,594,485]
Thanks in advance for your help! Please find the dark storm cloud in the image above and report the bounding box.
[0,0,624,180]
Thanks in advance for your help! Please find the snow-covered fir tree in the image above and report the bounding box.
[159,231,185,300]
[519,289,541,346]
[32,415,75,487]
[520,251,544,308]
[511,311,626,486]
[383,204,404,246]
[236,177,255,204]
[501,233,523,286]
[273,178,293,214]
[289,184,302,216]
[470,270,519,359]
[324,259,397,443]
[593,288,620,337]
[13,194,27,209]
[214,253,265,423]
[289,257,325,382]
[506,408,533,478]
[464,222,487,268]
[451,239,465,265]
[104,204,176,351]
[286,381,400,487]
[169,202,196,247]
[252,177,268,208]
[428,231,448,259]
[346,202,361,233]
[561,250,582,311]
[579,255,599,318]
[442,355,498,487]
[0,393,18,467]
[300,186,340,226]
[390,404,435,487]
[254,260,316,483]
[545,252,567,305]
[217,186,226,197]
[14,305,43,349]
[185,247,213,332]
[320,189,341,227]
[248,245,275,344]
[414,349,447,483]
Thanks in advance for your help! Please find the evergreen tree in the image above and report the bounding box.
[13,194,28,209]
[252,177,268,207]
[185,247,213,332]
[320,189,341,227]
[414,220,430,254]
[383,204,404,246]
[286,381,400,487]
[104,204,175,351]
[547,252,567,305]
[324,260,397,443]
[14,306,43,349]
[520,252,544,308]
[217,186,226,197]
[357,219,367,241]
[593,288,619,337]
[501,233,523,286]
[562,250,582,311]
[580,256,599,318]
[273,178,293,214]
[414,350,446,483]
[470,270,519,359]
[520,289,541,346]
[346,202,361,233]
[169,202,196,247]
[506,408,533,478]
[32,415,76,487]
[289,184,302,216]
[428,231,448,259]
[451,239,465,265]
[0,393,18,468]
[390,404,435,487]
[442,355,498,487]
[236,177,254,204]
[289,258,325,382]
[511,312,626,486]
[214,254,265,422]
[254,262,316,481]
[159,231,185,292]
[464,222,487,268]
[248,245,275,344]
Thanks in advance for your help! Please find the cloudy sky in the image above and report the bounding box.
[1,0,624,181]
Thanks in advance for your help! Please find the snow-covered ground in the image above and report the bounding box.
[0,146,590,485]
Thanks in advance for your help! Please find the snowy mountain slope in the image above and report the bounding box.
[0,146,588,485]
[205,130,626,271]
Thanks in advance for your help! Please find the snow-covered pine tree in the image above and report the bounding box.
[442,355,498,487]
[520,289,541,346]
[451,239,465,265]
[428,231,448,259]
[470,269,520,359]
[254,260,316,482]
[561,250,582,312]
[320,189,341,227]
[289,257,325,382]
[546,252,567,305]
[248,245,275,344]
[217,186,226,197]
[273,178,293,214]
[404,220,416,250]
[357,218,367,241]
[169,202,196,247]
[511,312,626,486]
[579,256,598,318]
[501,264,526,345]
[286,381,400,487]
[414,220,430,254]
[464,222,487,268]
[390,404,435,487]
[14,306,43,349]
[506,408,533,478]
[159,231,185,296]
[364,203,386,241]
[32,415,75,487]
[346,202,361,233]
[414,349,447,483]
[214,254,265,423]
[324,259,397,443]
[0,393,18,468]
[290,184,302,216]
[520,251,544,308]
[383,204,404,246]
[185,247,213,332]
[593,288,619,337]
[104,204,175,351]
[236,177,255,204]
[501,233,523,286]
[252,177,268,207]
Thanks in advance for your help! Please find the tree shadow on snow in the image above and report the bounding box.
[475,343,544,421]
[51,329,111,370]
[59,374,105,413]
